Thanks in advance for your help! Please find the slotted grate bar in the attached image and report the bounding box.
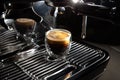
[10,74,31,80]
[18,55,44,68]
[1,68,20,77]
[37,62,67,78]
[71,51,97,64]
[0,64,15,72]
[16,49,45,65]
[0,63,32,80]
[0,30,29,58]
[67,49,94,61]
[68,42,104,67]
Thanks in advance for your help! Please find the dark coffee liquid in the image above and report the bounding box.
[15,18,35,34]
[47,39,69,56]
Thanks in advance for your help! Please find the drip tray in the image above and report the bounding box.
[0,41,110,80]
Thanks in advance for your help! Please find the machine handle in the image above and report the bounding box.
[72,3,113,22]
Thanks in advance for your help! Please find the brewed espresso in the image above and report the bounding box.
[15,18,35,34]
[46,29,71,56]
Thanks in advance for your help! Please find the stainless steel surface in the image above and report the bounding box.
[0,30,31,57]
[0,63,32,80]
[4,19,14,30]
[84,41,120,80]
[0,41,108,80]
[81,16,87,39]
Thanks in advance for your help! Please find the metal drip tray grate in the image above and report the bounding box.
[68,42,105,67]
[0,30,32,59]
[15,53,71,80]
[0,63,32,80]
[0,41,109,80]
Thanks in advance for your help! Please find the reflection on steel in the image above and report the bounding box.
[81,16,87,39]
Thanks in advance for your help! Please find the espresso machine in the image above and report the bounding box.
[0,0,113,80]
[33,0,120,41]
[1,0,120,39]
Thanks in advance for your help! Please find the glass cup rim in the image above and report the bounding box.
[45,29,72,42]
[46,28,71,37]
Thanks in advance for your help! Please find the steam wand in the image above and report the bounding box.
[81,16,87,39]
[71,0,87,39]
[52,7,59,29]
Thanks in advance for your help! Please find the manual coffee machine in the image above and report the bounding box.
[0,0,111,80]
[1,0,120,39]
[43,0,120,40]
[45,0,88,39]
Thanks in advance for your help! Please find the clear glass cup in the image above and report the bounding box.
[45,29,72,61]
[14,18,37,46]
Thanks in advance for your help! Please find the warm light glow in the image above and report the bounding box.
[72,0,84,4]
[72,0,79,3]
[8,3,11,6]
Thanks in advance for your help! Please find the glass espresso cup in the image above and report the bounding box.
[15,18,37,45]
[15,18,36,35]
[45,29,72,61]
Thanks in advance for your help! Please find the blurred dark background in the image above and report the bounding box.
[0,0,120,80]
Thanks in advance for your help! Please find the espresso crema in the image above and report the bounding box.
[15,18,35,34]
